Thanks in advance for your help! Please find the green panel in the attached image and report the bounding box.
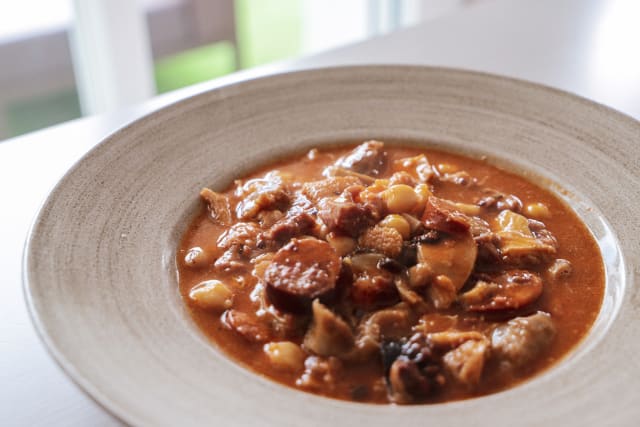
[235,0,303,68]
[6,89,81,138]
[154,41,237,93]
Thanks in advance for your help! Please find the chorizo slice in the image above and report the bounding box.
[318,198,375,237]
[421,196,471,234]
[264,238,341,313]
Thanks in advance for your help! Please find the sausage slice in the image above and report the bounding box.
[265,238,341,312]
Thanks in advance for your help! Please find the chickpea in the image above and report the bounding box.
[437,163,458,174]
[525,202,551,219]
[548,258,572,280]
[326,233,356,256]
[263,341,306,372]
[188,279,233,312]
[382,184,419,214]
[413,183,432,214]
[379,214,411,239]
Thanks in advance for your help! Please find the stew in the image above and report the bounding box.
[177,141,604,404]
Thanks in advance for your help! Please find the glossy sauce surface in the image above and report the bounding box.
[177,142,604,404]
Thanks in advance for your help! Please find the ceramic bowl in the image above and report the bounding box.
[24,66,640,426]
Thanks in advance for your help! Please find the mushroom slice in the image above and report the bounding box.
[354,304,413,358]
[416,231,477,293]
[442,338,490,388]
[303,300,355,358]
[459,270,543,312]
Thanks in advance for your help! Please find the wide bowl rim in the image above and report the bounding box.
[22,65,640,426]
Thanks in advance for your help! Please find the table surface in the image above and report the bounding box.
[2,0,639,425]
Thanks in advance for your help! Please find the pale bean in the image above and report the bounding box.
[379,214,411,239]
[525,202,551,219]
[184,246,211,268]
[382,184,419,214]
[188,279,233,312]
[548,258,572,280]
[263,341,306,372]
[413,183,432,214]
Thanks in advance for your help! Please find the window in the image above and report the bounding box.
[0,0,468,141]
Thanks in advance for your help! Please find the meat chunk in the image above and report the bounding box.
[334,140,387,176]
[348,253,399,310]
[200,188,232,225]
[493,210,557,266]
[388,358,437,404]
[477,188,523,212]
[356,305,412,357]
[421,196,471,234]
[248,282,301,339]
[393,154,434,183]
[264,238,341,313]
[318,197,376,237]
[358,225,403,258]
[459,270,543,312]
[255,209,285,228]
[217,222,261,251]
[528,219,558,249]
[222,309,271,343]
[387,333,446,403]
[491,312,556,367]
[215,222,260,271]
[351,274,399,310]
[303,300,355,357]
[214,245,249,272]
[427,331,487,349]
[442,338,490,388]
[389,171,418,187]
[235,171,291,219]
[301,176,363,203]
[260,211,317,246]
[469,215,491,238]
[438,171,474,186]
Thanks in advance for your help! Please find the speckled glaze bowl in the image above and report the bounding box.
[24,66,639,426]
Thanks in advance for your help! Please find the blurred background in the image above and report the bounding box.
[0,0,487,141]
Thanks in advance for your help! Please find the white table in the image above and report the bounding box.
[2,0,639,425]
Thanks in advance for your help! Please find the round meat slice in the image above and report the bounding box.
[265,237,341,313]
